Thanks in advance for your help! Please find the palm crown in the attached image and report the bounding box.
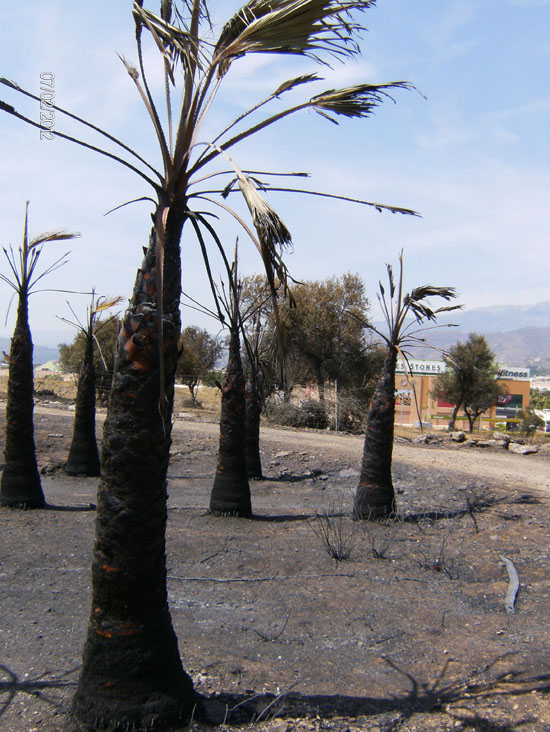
[1,1,416,300]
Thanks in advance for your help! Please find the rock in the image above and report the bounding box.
[476,440,495,448]
[449,431,466,442]
[413,435,429,444]
[274,450,291,458]
[493,431,510,444]
[413,434,442,444]
[476,439,508,449]
[508,443,539,455]
[40,461,65,475]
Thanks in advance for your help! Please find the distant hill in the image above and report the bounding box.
[408,326,550,368]
[434,300,550,333]
[376,301,550,373]
[0,338,59,366]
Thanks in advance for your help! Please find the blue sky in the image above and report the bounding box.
[0,0,549,346]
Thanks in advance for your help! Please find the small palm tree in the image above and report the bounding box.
[353,252,461,520]
[2,2,417,728]
[242,290,273,481]
[60,291,122,476]
[209,253,252,516]
[0,203,77,508]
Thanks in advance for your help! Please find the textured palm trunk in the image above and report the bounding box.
[245,370,263,480]
[209,328,251,516]
[71,204,194,730]
[0,292,44,508]
[354,347,397,520]
[65,332,100,476]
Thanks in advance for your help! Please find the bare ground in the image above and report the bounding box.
[1,402,549,732]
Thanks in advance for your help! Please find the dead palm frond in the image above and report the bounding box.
[1,1,419,342]
[214,0,377,75]
[347,250,462,355]
[0,203,79,297]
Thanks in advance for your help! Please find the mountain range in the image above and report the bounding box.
[399,301,550,372]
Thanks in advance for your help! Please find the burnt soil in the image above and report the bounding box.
[1,403,549,732]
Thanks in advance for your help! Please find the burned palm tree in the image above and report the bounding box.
[0,203,76,508]
[2,2,417,728]
[209,256,251,516]
[353,252,461,520]
[240,277,277,481]
[61,291,122,476]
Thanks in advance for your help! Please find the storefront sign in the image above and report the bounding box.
[497,366,530,381]
[396,359,446,375]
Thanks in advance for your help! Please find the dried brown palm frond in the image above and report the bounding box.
[311,82,414,122]
[0,203,79,298]
[238,175,292,251]
[133,2,203,77]
[214,0,377,76]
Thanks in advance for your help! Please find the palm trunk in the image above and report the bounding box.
[245,369,263,480]
[354,346,397,520]
[209,327,251,516]
[71,205,194,730]
[0,291,44,508]
[65,331,100,476]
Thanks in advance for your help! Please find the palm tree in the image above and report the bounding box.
[2,2,417,728]
[236,274,276,480]
[0,203,77,509]
[353,252,460,520]
[61,292,122,476]
[209,260,252,516]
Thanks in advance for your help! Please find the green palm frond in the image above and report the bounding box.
[214,0,377,77]
[310,82,412,122]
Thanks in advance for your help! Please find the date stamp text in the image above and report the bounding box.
[39,72,55,140]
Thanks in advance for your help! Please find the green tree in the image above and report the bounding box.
[280,273,372,401]
[176,326,221,405]
[2,2,416,728]
[58,315,121,405]
[432,333,508,433]
[353,253,460,520]
[60,293,122,476]
[529,388,550,411]
[0,203,77,508]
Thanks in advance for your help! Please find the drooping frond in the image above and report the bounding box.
[237,175,293,252]
[214,0,377,77]
[310,82,413,123]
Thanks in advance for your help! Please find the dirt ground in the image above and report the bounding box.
[1,398,550,732]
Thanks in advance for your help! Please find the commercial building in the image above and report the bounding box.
[394,358,531,431]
